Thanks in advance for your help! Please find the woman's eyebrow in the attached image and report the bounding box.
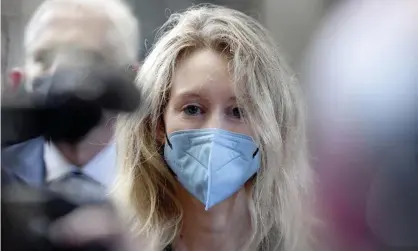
[174,91,201,100]
[171,88,237,103]
[172,91,209,103]
[228,97,237,102]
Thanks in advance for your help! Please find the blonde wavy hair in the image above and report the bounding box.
[113,4,314,251]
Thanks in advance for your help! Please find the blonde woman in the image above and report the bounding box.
[108,5,315,251]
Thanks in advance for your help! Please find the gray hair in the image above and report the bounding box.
[23,0,139,91]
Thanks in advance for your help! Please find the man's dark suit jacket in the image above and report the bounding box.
[2,137,46,187]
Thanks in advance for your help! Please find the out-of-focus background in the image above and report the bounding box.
[1,0,335,86]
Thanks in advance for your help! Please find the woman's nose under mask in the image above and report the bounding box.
[164,128,261,210]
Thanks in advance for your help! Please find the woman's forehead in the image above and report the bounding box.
[170,49,238,101]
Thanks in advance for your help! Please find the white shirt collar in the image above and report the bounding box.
[43,142,117,188]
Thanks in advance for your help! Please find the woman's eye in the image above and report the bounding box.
[231,107,244,119]
[183,105,203,116]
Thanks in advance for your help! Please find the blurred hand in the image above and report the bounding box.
[48,205,140,251]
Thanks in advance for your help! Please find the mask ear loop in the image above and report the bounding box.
[248,147,260,185]
[160,118,176,177]
[252,148,259,158]
[161,117,172,149]
[165,133,172,149]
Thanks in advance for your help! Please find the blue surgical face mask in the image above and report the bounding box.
[164,128,261,210]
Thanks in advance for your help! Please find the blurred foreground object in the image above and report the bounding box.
[303,0,418,250]
[1,56,140,251]
[1,64,139,146]
[2,184,114,251]
[1,0,141,251]
[2,0,140,146]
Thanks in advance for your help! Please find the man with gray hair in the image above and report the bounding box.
[2,0,140,203]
